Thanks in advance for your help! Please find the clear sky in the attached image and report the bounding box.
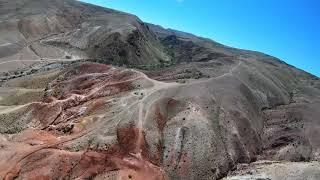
[80,0,320,77]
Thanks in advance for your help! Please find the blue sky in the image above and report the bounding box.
[80,0,320,77]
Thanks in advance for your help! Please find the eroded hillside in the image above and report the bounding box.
[0,0,320,179]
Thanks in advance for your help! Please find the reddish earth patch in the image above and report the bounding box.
[0,63,166,179]
[117,126,149,158]
[27,63,141,129]
[167,98,179,109]
[1,127,166,180]
[155,105,167,133]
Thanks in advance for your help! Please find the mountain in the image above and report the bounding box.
[0,0,170,70]
[0,0,319,179]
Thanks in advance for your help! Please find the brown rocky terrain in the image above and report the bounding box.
[0,0,320,179]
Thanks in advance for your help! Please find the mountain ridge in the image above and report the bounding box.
[0,0,319,179]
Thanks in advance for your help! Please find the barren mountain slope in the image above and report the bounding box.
[0,0,320,180]
[0,0,170,72]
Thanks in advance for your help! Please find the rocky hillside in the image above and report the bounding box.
[0,0,170,71]
[0,0,319,179]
